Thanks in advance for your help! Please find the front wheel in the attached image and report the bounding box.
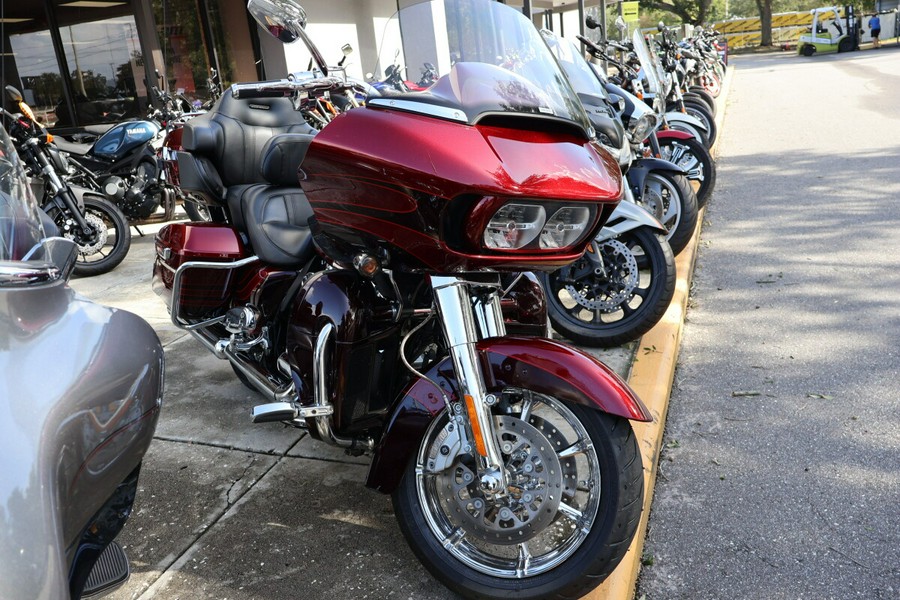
[657,136,717,208]
[541,228,676,348]
[637,171,698,256]
[393,391,644,600]
[47,195,131,276]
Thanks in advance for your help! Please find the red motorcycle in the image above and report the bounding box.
[152,0,650,597]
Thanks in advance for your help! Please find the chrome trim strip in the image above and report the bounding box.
[367,98,468,123]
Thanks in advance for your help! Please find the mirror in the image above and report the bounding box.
[341,43,353,57]
[658,21,667,33]
[248,0,306,43]
[615,16,627,32]
[5,85,23,103]
[585,15,600,30]
[607,93,625,113]
[248,0,329,76]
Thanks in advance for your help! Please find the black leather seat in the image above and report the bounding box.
[229,133,317,268]
[181,93,317,188]
[179,95,318,268]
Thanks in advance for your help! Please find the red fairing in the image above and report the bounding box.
[655,129,695,141]
[300,107,622,272]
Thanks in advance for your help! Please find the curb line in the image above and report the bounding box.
[583,63,735,600]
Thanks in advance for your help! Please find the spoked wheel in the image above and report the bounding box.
[48,195,131,276]
[637,171,698,255]
[540,228,676,347]
[657,136,717,208]
[393,391,644,600]
[701,72,722,96]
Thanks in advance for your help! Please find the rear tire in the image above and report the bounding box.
[182,195,212,222]
[838,37,853,52]
[393,395,644,600]
[541,228,676,348]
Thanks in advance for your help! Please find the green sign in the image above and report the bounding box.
[622,1,639,22]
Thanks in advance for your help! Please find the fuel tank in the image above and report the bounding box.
[92,120,159,160]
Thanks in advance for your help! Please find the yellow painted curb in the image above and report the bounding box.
[582,64,735,600]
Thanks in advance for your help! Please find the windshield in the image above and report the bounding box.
[0,124,47,263]
[632,29,667,106]
[370,0,593,138]
[541,30,609,100]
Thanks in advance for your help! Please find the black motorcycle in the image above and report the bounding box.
[2,86,131,276]
[54,93,177,225]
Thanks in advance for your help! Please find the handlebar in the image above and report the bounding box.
[230,76,349,100]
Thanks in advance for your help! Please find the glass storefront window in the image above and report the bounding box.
[151,0,252,107]
[58,16,144,127]
[9,31,71,128]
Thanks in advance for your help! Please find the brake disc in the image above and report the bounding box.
[436,415,564,545]
[565,239,638,312]
[66,212,107,256]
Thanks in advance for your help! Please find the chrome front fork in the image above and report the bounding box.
[431,275,508,495]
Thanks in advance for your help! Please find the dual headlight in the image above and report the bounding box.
[483,203,593,251]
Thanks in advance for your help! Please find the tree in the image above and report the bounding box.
[757,0,774,45]
[642,0,715,24]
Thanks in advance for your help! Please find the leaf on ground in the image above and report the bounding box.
[731,390,761,397]
[756,279,777,284]
[641,553,655,566]
[807,393,833,400]
[665,440,681,449]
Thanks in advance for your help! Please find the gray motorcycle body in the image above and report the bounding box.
[0,273,164,598]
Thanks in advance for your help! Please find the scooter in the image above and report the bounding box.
[152,0,651,598]
[0,120,163,599]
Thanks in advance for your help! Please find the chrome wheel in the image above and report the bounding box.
[640,172,681,240]
[415,391,601,579]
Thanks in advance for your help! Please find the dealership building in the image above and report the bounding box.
[0,0,585,135]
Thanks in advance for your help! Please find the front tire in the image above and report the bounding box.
[638,171,698,256]
[393,392,644,600]
[541,228,676,348]
[657,136,717,208]
[48,195,131,276]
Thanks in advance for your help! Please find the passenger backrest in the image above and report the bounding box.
[181,93,317,188]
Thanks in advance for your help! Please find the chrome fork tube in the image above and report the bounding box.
[473,292,506,339]
[431,275,507,493]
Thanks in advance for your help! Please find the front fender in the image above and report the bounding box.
[665,111,708,133]
[597,200,667,241]
[655,129,695,141]
[365,336,651,493]
[625,156,686,196]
